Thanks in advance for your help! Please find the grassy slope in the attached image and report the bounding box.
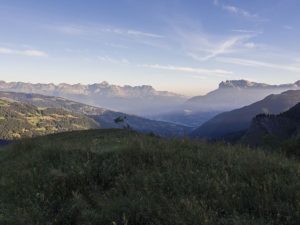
[0,129,300,225]
[0,91,191,137]
[0,99,99,140]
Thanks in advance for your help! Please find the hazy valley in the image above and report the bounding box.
[1,1,300,224]
[1,82,300,224]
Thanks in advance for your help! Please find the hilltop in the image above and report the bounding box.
[0,129,299,224]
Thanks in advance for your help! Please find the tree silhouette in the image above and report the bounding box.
[114,116,131,130]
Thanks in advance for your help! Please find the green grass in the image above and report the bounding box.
[0,129,300,225]
[0,99,10,107]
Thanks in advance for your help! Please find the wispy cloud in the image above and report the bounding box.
[213,0,266,21]
[168,16,262,62]
[244,42,257,49]
[218,57,300,73]
[223,5,258,19]
[56,26,85,35]
[186,34,255,61]
[105,43,129,49]
[0,47,48,57]
[126,30,163,39]
[283,25,294,30]
[99,27,164,38]
[231,29,260,34]
[141,64,233,78]
[98,56,129,64]
[55,24,163,39]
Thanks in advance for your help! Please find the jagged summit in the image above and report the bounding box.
[294,80,300,86]
[0,80,186,116]
[219,79,300,89]
[219,80,268,89]
[0,80,180,98]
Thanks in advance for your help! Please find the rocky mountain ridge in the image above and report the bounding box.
[218,79,300,89]
[185,80,300,113]
[0,81,186,116]
[0,81,181,98]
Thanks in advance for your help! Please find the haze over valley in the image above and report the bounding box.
[1,0,300,224]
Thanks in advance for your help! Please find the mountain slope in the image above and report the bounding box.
[0,98,99,140]
[186,79,300,112]
[0,91,191,137]
[191,90,300,139]
[0,81,186,115]
[242,103,300,148]
[1,129,299,224]
[155,79,300,127]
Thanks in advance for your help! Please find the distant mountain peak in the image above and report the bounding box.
[0,80,179,97]
[219,80,268,89]
[294,80,300,86]
[218,79,300,90]
[100,81,109,86]
[0,80,186,115]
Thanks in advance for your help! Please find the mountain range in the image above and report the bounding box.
[1,79,300,129]
[187,80,300,111]
[0,81,186,116]
[191,90,300,139]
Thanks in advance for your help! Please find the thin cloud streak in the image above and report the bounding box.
[186,34,255,61]
[55,25,164,39]
[98,56,129,64]
[0,47,48,57]
[283,25,294,30]
[218,57,300,73]
[213,0,266,21]
[141,64,234,78]
[231,29,261,34]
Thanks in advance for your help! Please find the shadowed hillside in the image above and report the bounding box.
[191,90,300,139]
[0,129,299,224]
[242,103,300,154]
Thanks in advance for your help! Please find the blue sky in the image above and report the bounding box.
[0,0,300,96]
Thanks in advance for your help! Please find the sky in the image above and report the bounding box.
[0,0,300,96]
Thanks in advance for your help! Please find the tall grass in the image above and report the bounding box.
[0,129,299,225]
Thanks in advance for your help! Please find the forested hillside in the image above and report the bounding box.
[0,98,99,140]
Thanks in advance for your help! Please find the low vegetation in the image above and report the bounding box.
[0,129,299,225]
[0,99,99,140]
